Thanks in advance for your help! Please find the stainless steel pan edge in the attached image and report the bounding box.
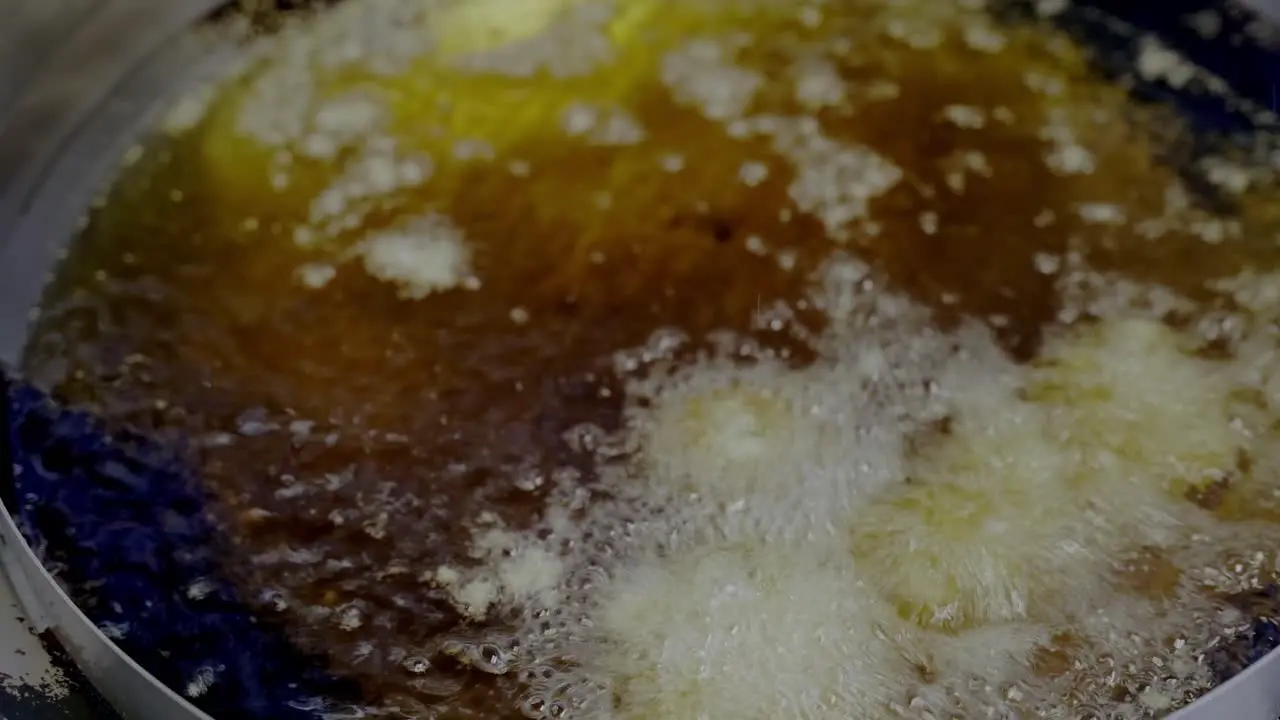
[0,0,233,364]
[1,2,1280,719]
[0,1,228,719]
[0,512,216,720]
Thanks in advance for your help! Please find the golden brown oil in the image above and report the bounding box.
[22,0,1280,716]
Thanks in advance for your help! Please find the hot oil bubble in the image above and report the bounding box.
[520,694,548,718]
[515,464,548,492]
[476,643,515,675]
[402,656,431,674]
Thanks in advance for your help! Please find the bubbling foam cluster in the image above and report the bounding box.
[1029,319,1248,531]
[446,268,1279,720]
[849,371,1098,630]
[592,541,909,720]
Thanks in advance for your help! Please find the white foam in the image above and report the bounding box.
[850,355,1107,630]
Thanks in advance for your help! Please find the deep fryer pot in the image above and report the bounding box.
[3,1,1280,719]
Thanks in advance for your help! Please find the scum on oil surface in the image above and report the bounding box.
[23,0,1280,718]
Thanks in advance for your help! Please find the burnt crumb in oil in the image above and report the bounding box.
[710,219,734,244]
[664,209,737,245]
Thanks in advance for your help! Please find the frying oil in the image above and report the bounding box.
[24,0,1280,718]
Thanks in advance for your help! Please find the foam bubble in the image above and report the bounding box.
[1027,318,1247,543]
[586,541,913,720]
[477,281,1280,719]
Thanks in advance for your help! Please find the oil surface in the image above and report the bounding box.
[21,0,1280,717]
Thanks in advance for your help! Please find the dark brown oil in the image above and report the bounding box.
[21,2,1280,716]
